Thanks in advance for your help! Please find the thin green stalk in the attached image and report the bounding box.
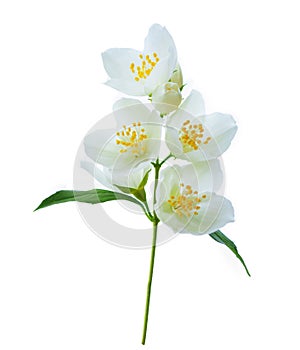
[141,160,161,345]
[159,153,174,167]
[141,218,158,345]
[152,159,160,207]
[143,201,154,222]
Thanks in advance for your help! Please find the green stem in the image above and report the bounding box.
[143,201,154,221]
[159,153,174,167]
[141,160,161,345]
[153,159,160,207]
[141,218,158,345]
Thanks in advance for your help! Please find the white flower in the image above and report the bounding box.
[170,64,183,88]
[102,24,177,96]
[155,161,234,235]
[84,99,163,170]
[165,90,237,162]
[152,82,182,115]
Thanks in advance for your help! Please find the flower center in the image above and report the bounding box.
[168,183,207,217]
[130,53,160,82]
[179,120,212,153]
[116,122,148,157]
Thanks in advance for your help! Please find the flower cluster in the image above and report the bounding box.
[35,24,249,347]
[84,24,237,235]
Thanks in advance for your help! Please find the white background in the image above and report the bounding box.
[1,0,300,349]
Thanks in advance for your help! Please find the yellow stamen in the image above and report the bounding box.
[130,52,160,82]
[179,120,211,153]
[115,121,148,157]
[168,184,204,217]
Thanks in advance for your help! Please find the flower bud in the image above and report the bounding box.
[152,82,182,115]
[170,64,183,88]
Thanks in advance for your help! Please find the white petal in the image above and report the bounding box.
[105,78,146,96]
[144,24,177,66]
[108,162,151,189]
[155,165,180,214]
[84,129,117,168]
[113,98,161,126]
[102,48,141,79]
[143,24,177,91]
[143,57,172,94]
[179,89,205,116]
[178,160,223,193]
[201,113,237,157]
[165,124,184,157]
[181,195,234,235]
[80,161,112,189]
[166,90,205,127]
[166,53,177,83]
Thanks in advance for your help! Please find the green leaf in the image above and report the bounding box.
[115,169,151,203]
[115,185,146,202]
[210,230,251,277]
[114,185,133,195]
[138,169,151,189]
[131,189,147,202]
[34,189,144,211]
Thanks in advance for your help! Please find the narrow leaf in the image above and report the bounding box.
[210,230,251,277]
[131,188,147,202]
[34,189,144,211]
[138,169,151,189]
[114,185,134,195]
[114,185,146,202]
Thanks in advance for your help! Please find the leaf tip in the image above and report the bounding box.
[33,204,42,212]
